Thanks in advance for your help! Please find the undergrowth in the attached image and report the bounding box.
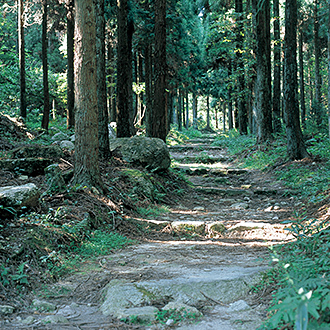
[217,130,330,329]
[258,215,330,330]
[214,131,330,202]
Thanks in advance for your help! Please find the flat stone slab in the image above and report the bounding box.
[195,187,253,196]
[177,300,263,330]
[99,242,268,323]
[171,221,206,235]
[171,155,229,164]
[169,145,223,151]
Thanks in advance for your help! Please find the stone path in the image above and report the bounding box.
[4,133,296,329]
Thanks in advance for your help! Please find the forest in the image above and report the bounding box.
[1,0,330,329]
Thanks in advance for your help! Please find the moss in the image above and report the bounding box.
[120,169,155,200]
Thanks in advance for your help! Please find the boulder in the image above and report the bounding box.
[171,221,206,235]
[0,158,53,176]
[100,279,151,317]
[109,136,171,171]
[51,132,69,142]
[59,140,74,151]
[119,168,155,200]
[115,306,159,323]
[12,144,64,160]
[162,302,202,317]
[32,299,56,313]
[0,183,39,216]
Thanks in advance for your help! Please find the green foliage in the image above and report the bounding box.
[136,205,170,217]
[260,216,330,329]
[213,130,256,156]
[0,262,28,288]
[155,308,201,325]
[77,230,133,257]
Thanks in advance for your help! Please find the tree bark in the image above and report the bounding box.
[178,89,182,131]
[192,90,197,128]
[145,43,153,136]
[127,13,135,135]
[283,0,309,160]
[73,0,103,191]
[66,0,75,129]
[18,0,26,119]
[95,0,110,159]
[206,95,210,130]
[116,0,132,137]
[314,0,322,126]
[107,35,116,122]
[328,0,330,139]
[235,0,248,135]
[215,103,218,129]
[253,0,272,141]
[41,0,50,131]
[228,60,234,130]
[185,90,189,128]
[149,0,167,141]
[299,28,306,129]
[273,0,281,132]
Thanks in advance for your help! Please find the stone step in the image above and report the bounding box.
[173,167,249,176]
[171,155,229,164]
[186,138,216,144]
[195,187,253,196]
[169,145,223,152]
[100,242,268,324]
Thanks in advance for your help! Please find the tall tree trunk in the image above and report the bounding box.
[192,90,197,128]
[18,0,26,119]
[235,0,248,134]
[136,51,144,125]
[107,37,116,122]
[253,0,272,141]
[66,0,75,129]
[283,0,309,160]
[145,44,153,135]
[314,0,322,126]
[41,0,50,131]
[149,0,167,141]
[74,0,103,190]
[177,89,182,131]
[95,0,110,159]
[215,103,218,129]
[328,0,330,139]
[127,13,136,135]
[309,63,313,111]
[185,91,189,128]
[273,0,281,132]
[223,102,226,131]
[206,95,210,130]
[182,90,186,128]
[228,60,234,130]
[117,0,132,137]
[299,28,306,129]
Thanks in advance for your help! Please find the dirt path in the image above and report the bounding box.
[3,134,296,329]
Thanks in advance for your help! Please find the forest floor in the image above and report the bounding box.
[0,125,311,329]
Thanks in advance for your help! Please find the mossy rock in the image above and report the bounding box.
[109,136,171,171]
[207,222,226,237]
[171,221,206,235]
[119,168,155,200]
[12,144,64,160]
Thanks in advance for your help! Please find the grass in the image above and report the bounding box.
[136,205,170,218]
